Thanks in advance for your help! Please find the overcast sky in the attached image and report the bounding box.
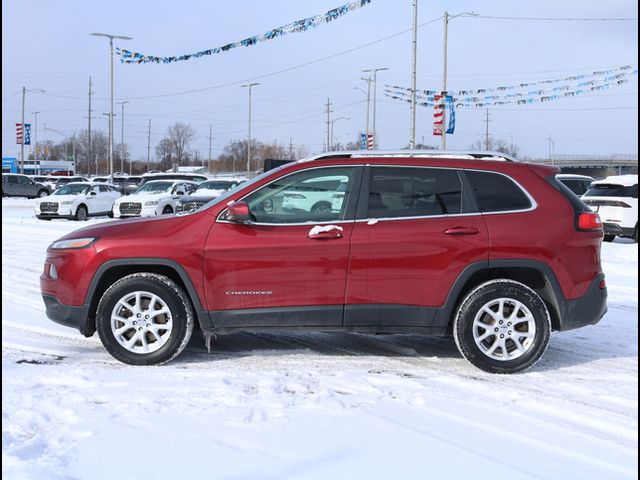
[2,0,638,163]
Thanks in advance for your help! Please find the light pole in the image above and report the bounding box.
[90,32,133,180]
[548,135,555,163]
[441,11,478,150]
[362,67,388,149]
[118,100,130,174]
[354,85,371,146]
[241,83,259,173]
[329,117,349,151]
[32,111,41,168]
[20,87,44,173]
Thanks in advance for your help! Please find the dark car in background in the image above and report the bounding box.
[556,174,595,197]
[2,173,52,198]
[175,179,241,213]
[54,176,90,191]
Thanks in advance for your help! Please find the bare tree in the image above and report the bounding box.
[76,129,108,174]
[167,122,196,164]
[155,137,174,172]
[469,136,521,159]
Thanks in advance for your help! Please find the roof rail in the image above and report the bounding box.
[299,150,518,163]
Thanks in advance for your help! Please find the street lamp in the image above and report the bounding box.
[90,32,133,180]
[241,83,259,173]
[118,100,130,174]
[20,87,44,173]
[441,11,478,150]
[31,111,41,167]
[362,67,389,149]
[329,117,350,151]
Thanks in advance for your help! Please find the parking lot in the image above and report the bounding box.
[2,197,637,479]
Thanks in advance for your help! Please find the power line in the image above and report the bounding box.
[475,15,637,21]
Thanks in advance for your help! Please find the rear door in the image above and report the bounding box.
[345,166,489,327]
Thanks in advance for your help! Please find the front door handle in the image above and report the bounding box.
[308,225,344,240]
[443,226,479,235]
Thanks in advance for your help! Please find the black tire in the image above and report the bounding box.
[633,227,638,244]
[37,216,52,221]
[37,189,49,198]
[310,201,332,215]
[75,205,88,221]
[453,279,551,374]
[603,234,615,243]
[162,205,173,215]
[107,210,114,218]
[96,273,194,365]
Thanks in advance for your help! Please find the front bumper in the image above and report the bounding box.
[555,274,607,331]
[42,294,94,337]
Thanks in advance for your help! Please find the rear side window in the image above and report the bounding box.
[368,167,463,218]
[466,170,532,212]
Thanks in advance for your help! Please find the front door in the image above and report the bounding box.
[204,166,362,327]
[345,166,489,327]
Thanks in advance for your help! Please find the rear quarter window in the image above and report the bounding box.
[466,170,532,212]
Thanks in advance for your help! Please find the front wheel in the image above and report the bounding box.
[603,234,615,243]
[453,279,551,374]
[162,205,174,215]
[75,205,88,221]
[37,189,49,198]
[96,273,194,365]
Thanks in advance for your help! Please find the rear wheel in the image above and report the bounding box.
[603,234,615,242]
[96,273,194,365]
[310,201,332,215]
[37,189,49,198]
[453,279,551,374]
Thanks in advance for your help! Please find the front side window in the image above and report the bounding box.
[367,167,463,218]
[466,170,532,212]
[240,167,357,224]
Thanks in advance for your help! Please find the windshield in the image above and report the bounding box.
[584,184,638,198]
[53,184,91,196]
[133,181,174,194]
[196,181,237,192]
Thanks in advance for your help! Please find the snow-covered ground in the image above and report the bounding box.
[2,197,638,480]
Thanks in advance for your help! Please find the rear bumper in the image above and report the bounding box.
[42,294,94,337]
[555,274,607,331]
[603,222,635,237]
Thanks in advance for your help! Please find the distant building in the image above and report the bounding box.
[2,158,75,175]
[166,165,208,174]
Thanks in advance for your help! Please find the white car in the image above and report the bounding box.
[112,180,198,218]
[280,175,349,215]
[582,174,638,242]
[35,182,121,221]
[556,173,594,196]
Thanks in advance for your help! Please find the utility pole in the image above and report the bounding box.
[289,137,293,159]
[208,124,213,174]
[325,98,332,152]
[409,0,418,149]
[72,132,77,173]
[20,87,25,173]
[484,109,491,150]
[548,135,555,164]
[362,76,372,137]
[146,119,151,172]
[442,12,449,151]
[88,76,93,175]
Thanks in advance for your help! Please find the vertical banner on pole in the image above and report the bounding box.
[445,95,455,134]
[16,123,24,144]
[359,133,367,150]
[367,133,374,150]
[24,124,32,145]
[433,95,444,136]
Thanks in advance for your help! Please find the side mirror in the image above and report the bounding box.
[227,201,251,223]
[176,190,185,196]
[90,191,97,196]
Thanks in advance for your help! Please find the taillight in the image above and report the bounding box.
[577,212,602,231]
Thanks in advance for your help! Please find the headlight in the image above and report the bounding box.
[145,200,159,206]
[49,237,97,249]
[60,200,74,205]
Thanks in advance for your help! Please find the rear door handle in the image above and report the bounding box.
[308,225,344,240]
[443,226,479,235]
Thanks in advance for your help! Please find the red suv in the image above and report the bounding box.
[40,151,607,373]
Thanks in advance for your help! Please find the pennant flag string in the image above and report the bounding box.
[384,67,637,108]
[117,0,373,64]
[385,65,635,97]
